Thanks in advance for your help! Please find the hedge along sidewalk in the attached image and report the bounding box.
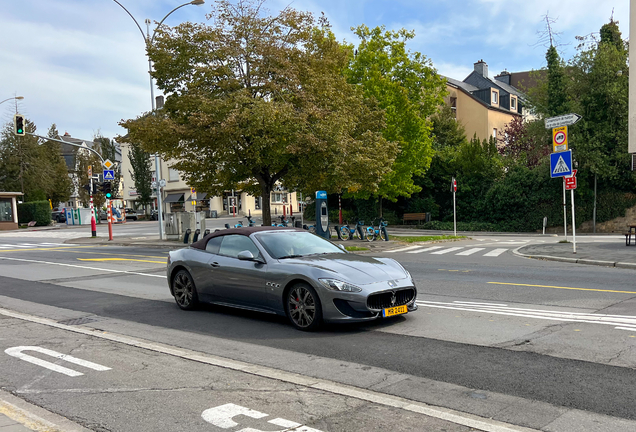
[17,200,51,226]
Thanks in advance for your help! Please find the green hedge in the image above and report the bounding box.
[18,201,51,226]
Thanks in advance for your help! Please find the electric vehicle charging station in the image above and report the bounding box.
[315,190,330,239]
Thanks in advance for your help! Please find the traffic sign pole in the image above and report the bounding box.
[571,188,576,254]
[107,200,113,241]
[562,179,567,242]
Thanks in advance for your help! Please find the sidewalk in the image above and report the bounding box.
[516,239,636,268]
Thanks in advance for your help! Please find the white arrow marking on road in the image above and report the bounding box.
[4,346,111,377]
[202,404,268,428]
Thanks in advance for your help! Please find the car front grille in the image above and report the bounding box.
[367,288,416,310]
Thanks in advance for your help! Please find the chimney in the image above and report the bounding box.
[155,95,164,109]
[63,131,70,136]
[495,70,511,85]
[474,59,488,78]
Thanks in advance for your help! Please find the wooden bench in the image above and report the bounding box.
[402,213,428,224]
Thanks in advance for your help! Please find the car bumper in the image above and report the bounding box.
[319,278,417,323]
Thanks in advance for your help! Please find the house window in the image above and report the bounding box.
[450,97,457,119]
[168,168,180,182]
[493,128,498,139]
[491,90,498,104]
[511,97,517,111]
[272,193,287,203]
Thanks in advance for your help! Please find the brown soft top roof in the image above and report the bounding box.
[190,226,305,250]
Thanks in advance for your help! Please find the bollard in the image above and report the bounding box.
[204,229,210,236]
[183,228,191,244]
[192,229,201,242]
[224,223,230,229]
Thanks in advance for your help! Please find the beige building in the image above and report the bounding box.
[120,143,298,219]
[444,60,524,142]
[0,192,22,230]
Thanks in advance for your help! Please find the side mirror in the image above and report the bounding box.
[237,250,255,260]
[337,244,347,251]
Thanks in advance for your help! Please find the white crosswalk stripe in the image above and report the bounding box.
[431,247,464,255]
[483,248,508,257]
[387,245,428,253]
[455,248,486,256]
[0,243,78,249]
[406,246,443,254]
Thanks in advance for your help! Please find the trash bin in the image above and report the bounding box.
[208,210,218,218]
[295,221,303,228]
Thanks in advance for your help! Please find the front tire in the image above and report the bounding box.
[308,226,316,234]
[380,227,389,241]
[171,269,199,310]
[365,230,375,242]
[286,283,322,331]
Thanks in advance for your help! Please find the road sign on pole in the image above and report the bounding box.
[103,170,115,180]
[544,113,582,129]
[103,159,114,170]
[552,126,568,152]
[550,150,573,178]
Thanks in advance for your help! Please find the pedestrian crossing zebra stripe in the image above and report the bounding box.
[456,248,486,256]
[484,248,508,257]
[406,246,443,254]
[387,245,428,253]
[431,247,464,255]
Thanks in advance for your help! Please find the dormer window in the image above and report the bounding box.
[491,90,498,104]
[511,96,517,111]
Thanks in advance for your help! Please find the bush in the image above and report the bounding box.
[18,201,51,226]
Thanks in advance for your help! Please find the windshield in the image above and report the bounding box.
[255,231,345,259]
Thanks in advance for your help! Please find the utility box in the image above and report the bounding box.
[68,208,93,225]
[164,212,206,241]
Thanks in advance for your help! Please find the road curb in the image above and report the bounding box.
[513,247,636,270]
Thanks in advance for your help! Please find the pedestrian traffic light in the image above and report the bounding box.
[13,114,25,136]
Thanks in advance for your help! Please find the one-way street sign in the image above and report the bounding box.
[550,150,573,178]
[544,113,582,129]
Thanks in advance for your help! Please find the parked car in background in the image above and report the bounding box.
[124,208,138,221]
[51,209,66,223]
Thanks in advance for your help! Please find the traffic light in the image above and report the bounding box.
[14,114,25,136]
[98,182,112,199]
[82,184,91,192]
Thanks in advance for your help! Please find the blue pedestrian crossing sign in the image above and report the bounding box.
[550,150,572,178]
[103,170,115,180]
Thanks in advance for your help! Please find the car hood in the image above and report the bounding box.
[280,253,408,285]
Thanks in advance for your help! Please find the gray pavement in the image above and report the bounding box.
[516,239,636,268]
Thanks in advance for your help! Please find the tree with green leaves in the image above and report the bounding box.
[345,25,446,214]
[127,142,153,211]
[43,124,73,206]
[120,0,395,225]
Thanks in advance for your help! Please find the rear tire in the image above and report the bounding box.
[309,226,316,234]
[380,227,389,241]
[365,230,375,242]
[171,269,199,310]
[286,283,322,331]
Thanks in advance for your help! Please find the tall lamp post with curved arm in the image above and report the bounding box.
[112,0,204,240]
[0,96,24,109]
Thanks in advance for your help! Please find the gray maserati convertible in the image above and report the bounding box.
[167,226,417,330]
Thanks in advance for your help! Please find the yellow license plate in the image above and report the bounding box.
[382,305,408,317]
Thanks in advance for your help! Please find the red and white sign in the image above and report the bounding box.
[452,178,457,192]
[565,169,577,190]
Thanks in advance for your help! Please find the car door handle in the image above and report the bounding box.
[210,262,220,267]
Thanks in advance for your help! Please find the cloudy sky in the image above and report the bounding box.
[0,0,628,143]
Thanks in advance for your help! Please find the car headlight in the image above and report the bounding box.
[319,278,362,293]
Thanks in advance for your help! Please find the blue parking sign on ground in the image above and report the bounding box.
[103,170,115,180]
[550,150,572,178]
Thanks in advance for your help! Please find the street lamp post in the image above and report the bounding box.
[112,0,204,240]
[0,96,24,105]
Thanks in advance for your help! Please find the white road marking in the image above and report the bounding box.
[387,245,428,253]
[0,244,31,248]
[431,247,463,255]
[406,246,443,254]
[416,300,636,330]
[4,346,111,377]
[0,307,542,432]
[202,404,268,428]
[455,248,485,256]
[484,248,508,257]
[453,301,508,306]
[0,256,166,278]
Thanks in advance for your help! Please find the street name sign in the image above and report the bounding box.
[553,126,568,152]
[550,150,573,178]
[544,113,582,129]
[103,170,115,180]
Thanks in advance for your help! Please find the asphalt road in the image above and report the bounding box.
[1,232,636,431]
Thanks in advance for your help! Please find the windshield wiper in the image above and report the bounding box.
[278,254,305,259]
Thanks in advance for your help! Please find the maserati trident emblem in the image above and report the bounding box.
[390,292,397,306]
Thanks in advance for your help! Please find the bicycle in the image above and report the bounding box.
[338,220,364,240]
[305,223,335,237]
[364,218,389,241]
[272,215,294,227]
[246,215,256,227]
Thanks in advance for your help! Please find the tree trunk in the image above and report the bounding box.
[260,182,272,226]
[378,196,383,218]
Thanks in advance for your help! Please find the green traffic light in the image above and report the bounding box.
[106,193,112,199]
